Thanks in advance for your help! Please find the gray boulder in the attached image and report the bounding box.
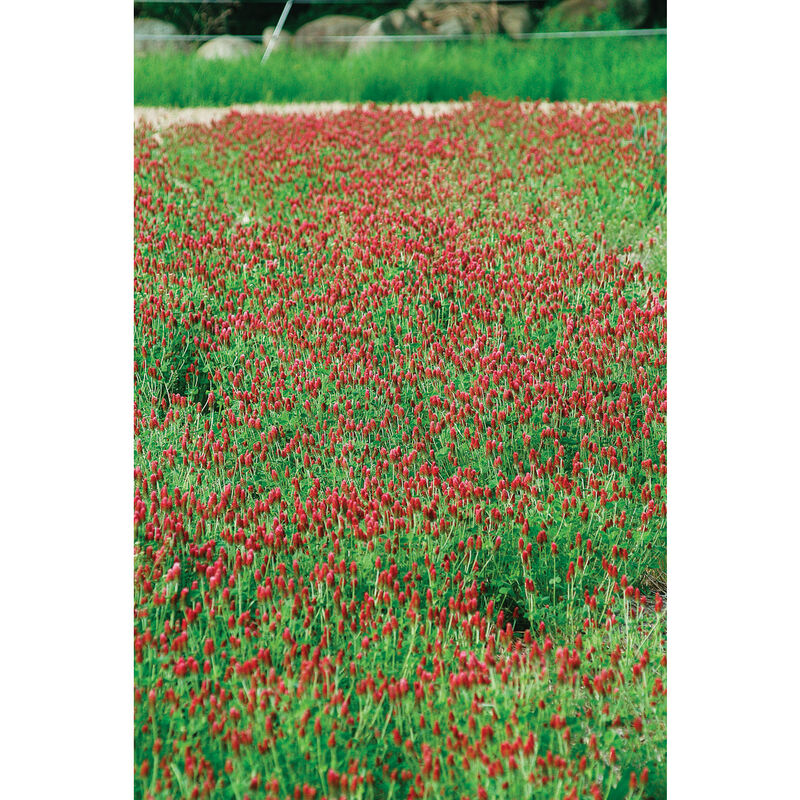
[435,17,467,38]
[348,10,426,54]
[134,18,192,54]
[411,3,501,36]
[545,0,610,30]
[293,16,369,53]
[196,35,259,61]
[262,26,293,51]
[407,0,449,14]
[499,5,535,39]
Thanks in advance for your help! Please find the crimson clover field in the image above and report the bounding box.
[134,101,667,800]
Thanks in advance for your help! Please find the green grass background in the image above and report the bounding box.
[134,37,666,106]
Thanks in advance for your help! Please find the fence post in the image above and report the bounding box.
[262,0,294,63]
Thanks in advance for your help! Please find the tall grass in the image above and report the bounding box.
[134,37,666,106]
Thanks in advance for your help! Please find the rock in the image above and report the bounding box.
[545,0,609,30]
[408,0,450,14]
[349,10,427,54]
[498,5,535,39]
[134,18,192,54]
[293,16,369,53]
[435,17,468,38]
[261,27,293,51]
[412,3,501,36]
[196,35,260,61]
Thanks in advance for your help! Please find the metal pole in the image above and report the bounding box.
[262,0,294,63]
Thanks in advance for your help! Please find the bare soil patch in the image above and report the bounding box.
[134,100,637,128]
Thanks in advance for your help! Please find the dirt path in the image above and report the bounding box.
[134,100,637,128]
[134,102,468,128]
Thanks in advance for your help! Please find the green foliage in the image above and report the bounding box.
[135,2,403,36]
[134,37,666,106]
[135,2,239,36]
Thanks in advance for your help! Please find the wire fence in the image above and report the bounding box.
[135,28,667,41]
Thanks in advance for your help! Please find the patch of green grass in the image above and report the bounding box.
[134,37,666,106]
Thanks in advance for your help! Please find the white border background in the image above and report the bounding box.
[668,2,800,796]
[4,1,799,797]
[4,2,132,796]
